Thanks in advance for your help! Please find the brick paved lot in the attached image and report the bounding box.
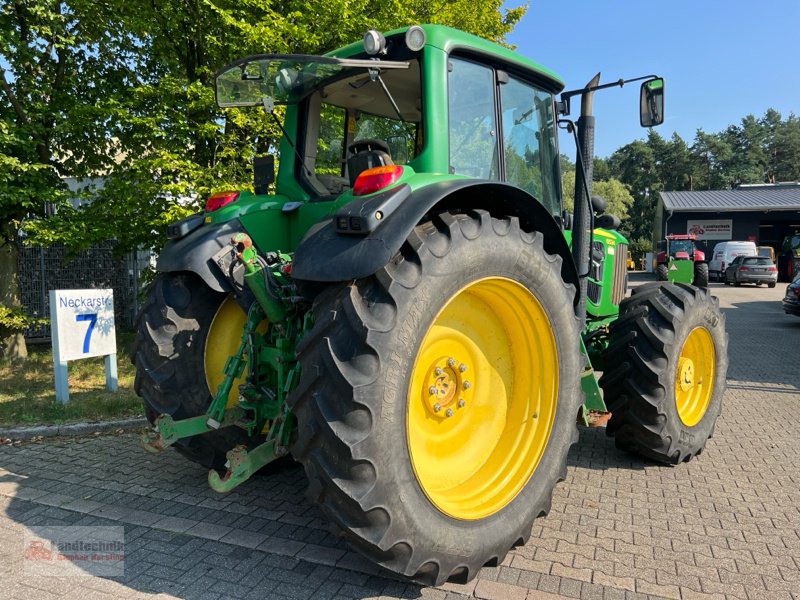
[1,275,799,600]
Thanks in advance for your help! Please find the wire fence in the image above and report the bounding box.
[17,241,154,339]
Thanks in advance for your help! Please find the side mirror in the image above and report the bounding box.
[640,77,664,127]
[253,155,275,195]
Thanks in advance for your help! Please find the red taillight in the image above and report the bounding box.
[739,266,749,271]
[205,190,239,212]
[721,262,725,271]
[768,266,777,272]
[353,165,403,196]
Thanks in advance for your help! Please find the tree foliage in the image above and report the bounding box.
[2,0,526,253]
[591,110,800,245]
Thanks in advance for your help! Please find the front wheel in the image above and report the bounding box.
[692,262,709,289]
[289,211,582,585]
[656,263,669,281]
[599,283,727,464]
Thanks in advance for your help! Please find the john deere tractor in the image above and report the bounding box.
[655,233,709,288]
[134,25,728,585]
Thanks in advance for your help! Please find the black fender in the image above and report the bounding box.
[156,218,243,293]
[292,180,579,303]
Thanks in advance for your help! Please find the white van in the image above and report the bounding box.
[709,241,757,281]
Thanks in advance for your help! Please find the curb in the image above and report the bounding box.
[0,416,148,441]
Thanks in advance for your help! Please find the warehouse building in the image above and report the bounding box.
[655,182,800,261]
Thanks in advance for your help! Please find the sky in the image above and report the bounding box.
[505,0,800,158]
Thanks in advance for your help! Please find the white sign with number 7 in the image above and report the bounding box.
[49,289,118,404]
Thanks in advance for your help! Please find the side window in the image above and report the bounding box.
[500,77,559,215]
[316,103,347,176]
[448,58,498,179]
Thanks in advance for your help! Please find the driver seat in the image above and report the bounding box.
[347,138,393,186]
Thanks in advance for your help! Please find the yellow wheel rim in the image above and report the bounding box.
[205,297,266,408]
[675,326,715,427]
[406,277,558,520]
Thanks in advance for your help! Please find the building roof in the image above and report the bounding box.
[660,183,800,212]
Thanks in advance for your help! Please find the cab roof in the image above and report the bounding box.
[328,24,565,94]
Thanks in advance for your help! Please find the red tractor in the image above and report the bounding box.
[655,234,709,288]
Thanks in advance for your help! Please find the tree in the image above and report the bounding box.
[0,0,143,358]
[606,140,661,243]
[2,0,527,359]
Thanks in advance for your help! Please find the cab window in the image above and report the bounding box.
[448,58,499,180]
[447,56,561,217]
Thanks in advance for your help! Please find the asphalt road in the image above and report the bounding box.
[1,273,798,600]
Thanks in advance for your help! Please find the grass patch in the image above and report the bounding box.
[0,332,143,427]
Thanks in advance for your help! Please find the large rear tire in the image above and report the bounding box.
[133,272,260,470]
[599,283,727,464]
[288,211,582,585]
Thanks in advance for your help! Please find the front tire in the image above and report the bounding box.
[692,262,709,289]
[656,263,669,281]
[289,211,582,585]
[133,272,260,470]
[599,283,727,464]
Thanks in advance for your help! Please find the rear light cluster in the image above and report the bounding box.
[768,266,778,272]
[353,165,403,196]
[205,190,239,212]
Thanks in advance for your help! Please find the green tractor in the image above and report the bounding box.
[135,25,728,585]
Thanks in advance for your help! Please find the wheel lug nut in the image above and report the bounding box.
[462,380,471,390]
[428,386,437,395]
[433,403,442,413]
[447,357,456,367]
[532,412,538,419]
[457,399,465,408]
[434,367,443,376]
[445,408,454,417]
[459,363,467,373]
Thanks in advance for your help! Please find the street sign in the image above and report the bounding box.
[49,289,118,404]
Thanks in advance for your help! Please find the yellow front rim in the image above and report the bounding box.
[675,326,715,427]
[406,277,558,520]
[205,297,266,408]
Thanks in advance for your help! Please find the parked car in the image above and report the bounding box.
[723,255,778,287]
[709,240,757,281]
[782,274,800,317]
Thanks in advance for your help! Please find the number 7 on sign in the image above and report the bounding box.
[75,313,98,353]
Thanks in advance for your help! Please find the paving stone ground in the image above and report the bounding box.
[1,275,799,600]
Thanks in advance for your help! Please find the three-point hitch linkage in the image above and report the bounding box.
[142,233,309,492]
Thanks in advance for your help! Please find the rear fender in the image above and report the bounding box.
[156,219,244,293]
[291,180,579,304]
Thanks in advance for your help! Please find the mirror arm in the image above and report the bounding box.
[558,74,660,116]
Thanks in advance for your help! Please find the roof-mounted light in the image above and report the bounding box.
[363,29,386,55]
[405,26,426,51]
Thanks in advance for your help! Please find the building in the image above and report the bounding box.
[655,182,800,259]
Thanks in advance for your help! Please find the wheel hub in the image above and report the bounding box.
[674,326,715,427]
[424,357,471,416]
[406,276,559,520]
[677,357,695,392]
